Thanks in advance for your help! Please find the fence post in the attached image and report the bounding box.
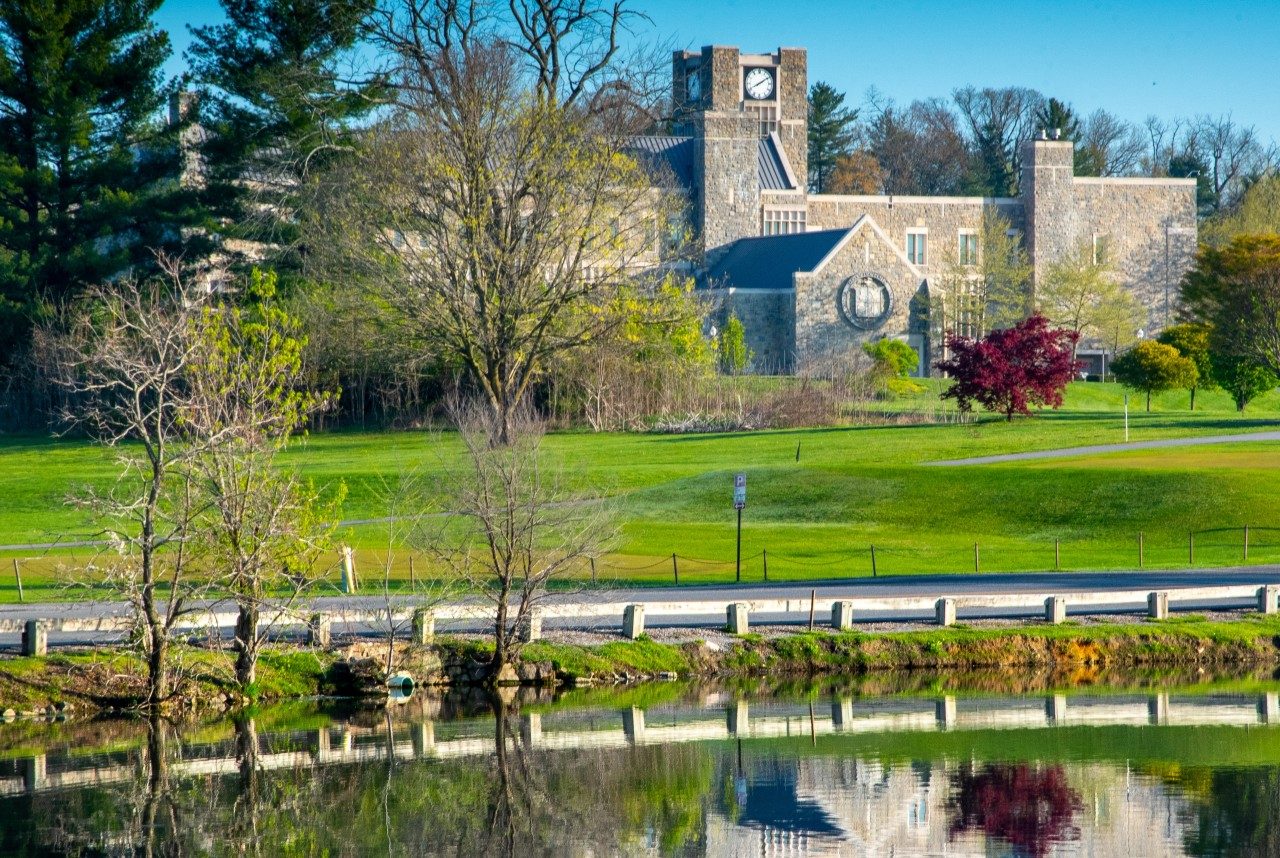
[590,556,597,584]
[808,589,816,631]
[870,545,877,577]
[408,555,416,589]
[1054,539,1060,571]
[672,553,678,585]
[1139,532,1144,568]
[1189,532,1195,565]
[974,543,980,574]
[1244,526,1250,561]
[762,549,768,582]
[12,558,23,603]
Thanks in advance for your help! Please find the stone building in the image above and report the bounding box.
[636,45,1199,375]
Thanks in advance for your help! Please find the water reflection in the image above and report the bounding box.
[3,681,1280,855]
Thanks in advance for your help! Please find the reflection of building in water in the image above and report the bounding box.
[702,757,1193,857]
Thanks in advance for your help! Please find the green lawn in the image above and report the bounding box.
[3,380,1280,600]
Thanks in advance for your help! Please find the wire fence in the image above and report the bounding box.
[5,525,1280,600]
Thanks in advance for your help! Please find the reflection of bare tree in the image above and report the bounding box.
[229,715,261,856]
[139,713,181,857]
[949,762,1082,857]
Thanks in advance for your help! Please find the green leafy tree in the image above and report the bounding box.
[187,0,386,269]
[807,81,858,193]
[1110,340,1197,412]
[1202,174,1280,246]
[1212,352,1276,412]
[934,209,1031,338]
[185,269,338,689]
[1034,97,1105,175]
[1157,322,1217,409]
[1170,153,1219,215]
[0,0,200,375]
[718,313,751,375]
[1038,239,1138,361]
[1180,234,1280,379]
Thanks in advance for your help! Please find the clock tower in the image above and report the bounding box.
[672,46,808,261]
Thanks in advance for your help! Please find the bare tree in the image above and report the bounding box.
[1080,110,1145,176]
[1192,114,1266,211]
[434,398,610,679]
[953,85,1044,196]
[54,262,213,710]
[311,0,676,445]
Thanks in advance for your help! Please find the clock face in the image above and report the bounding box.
[743,67,775,101]
[686,68,701,102]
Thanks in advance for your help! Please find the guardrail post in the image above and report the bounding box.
[307,613,331,649]
[622,707,645,742]
[519,609,543,642]
[831,601,855,631]
[21,755,45,792]
[411,722,435,756]
[935,696,957,729]
[727,700,749,736]
[831,698,854,729]
[935,598,956,627]
[1044,596,1066,625]
[412,608,435,645]
[1260,692,1280,724]
[21,620,46,657]
[1147,591,1169,620]
[1148,692,1169,725]
[622,604,646,639]
[726,603,749,635]
[1258,585,1279,615]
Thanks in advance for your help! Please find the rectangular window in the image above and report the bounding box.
[762,208,806,236]
[958,231,979,266]
[1092,233,1110,264]
[745,103,779,136]
[906,231,927,265]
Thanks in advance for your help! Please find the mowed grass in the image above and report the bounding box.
[2,380,1280,600]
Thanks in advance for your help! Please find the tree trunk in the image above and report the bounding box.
[235,603,260,689]
[1190,386,1196,411]
[1146,390,1151,412]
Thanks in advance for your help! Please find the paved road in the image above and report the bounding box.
[926,429,1280,466]
[4,565,1280,627]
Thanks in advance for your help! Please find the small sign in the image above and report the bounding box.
[733,473,746,510]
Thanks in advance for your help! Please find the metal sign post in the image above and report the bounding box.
[734,473,746,583]
[1124,394,1129,443]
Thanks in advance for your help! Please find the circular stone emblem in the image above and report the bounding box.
[836,273,893,331]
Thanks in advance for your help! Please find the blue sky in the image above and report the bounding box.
[157,0,1280,143]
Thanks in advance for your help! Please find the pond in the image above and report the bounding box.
[3,670,1280,856]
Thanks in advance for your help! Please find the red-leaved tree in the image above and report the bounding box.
[935,314,1082,421]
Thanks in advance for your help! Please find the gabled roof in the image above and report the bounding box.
[703,228,850,291]
[628,132,799,193]
[758,133,797,191]
[628,135,696,189]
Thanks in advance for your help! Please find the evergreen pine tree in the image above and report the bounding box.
[188,0,387,272]
[0,0,198,373]
[806,82,857,193]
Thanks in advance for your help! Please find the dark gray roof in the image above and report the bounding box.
[758,135,795,190]
[628,135,695,189]
[703,228,850,291]
[629,133,797,192]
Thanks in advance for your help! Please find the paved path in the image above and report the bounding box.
[926,430,1280,466]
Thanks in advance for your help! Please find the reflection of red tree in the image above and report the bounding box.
[949,763,1082,857]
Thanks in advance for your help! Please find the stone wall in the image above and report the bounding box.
[776,47,807,191]
[1071,178,1198,329]
[697,111,762,262]
[722,290,795,373]
[792,225,924,370]
[807,195,1025,277]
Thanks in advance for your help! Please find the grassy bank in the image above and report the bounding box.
[3,380,1279,601]
[7,614,1280,713]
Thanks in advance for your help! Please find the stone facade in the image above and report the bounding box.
[667,45,1198,375]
